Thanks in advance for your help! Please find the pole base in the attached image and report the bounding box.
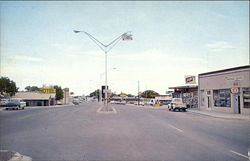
[97,103,117,114]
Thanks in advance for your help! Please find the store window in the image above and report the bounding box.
[243,88,250,108]
[213,89,231,107]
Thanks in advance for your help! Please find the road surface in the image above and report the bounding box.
[0,102,249,161]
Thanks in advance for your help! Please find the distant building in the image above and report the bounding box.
[12,92,56,106]
[198,65,250,115]
[61,88,70,105]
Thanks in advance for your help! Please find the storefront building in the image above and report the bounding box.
[169,85,198,108]
[12,92,56,106]
[198,65,250,115]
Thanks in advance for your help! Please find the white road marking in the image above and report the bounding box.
[168,124,183,133]
[230,150,248,159]
[96,106,117,114]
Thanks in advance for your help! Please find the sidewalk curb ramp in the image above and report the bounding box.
[0,150,32,161]
[187,110,250,120]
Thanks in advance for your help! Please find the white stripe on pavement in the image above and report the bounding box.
[230,150,249,159]
[168,124,183,133]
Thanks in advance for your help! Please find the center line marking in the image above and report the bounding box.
[230,150,248,159]
[168,124,183,133]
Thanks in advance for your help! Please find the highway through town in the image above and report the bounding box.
[0,102,249,161]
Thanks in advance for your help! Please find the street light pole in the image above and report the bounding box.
[99,67,117,104]
[105,51,108,110]
[74,30,133,112]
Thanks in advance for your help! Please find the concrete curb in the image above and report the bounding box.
[0,104,74,111]
[187,110,250,120]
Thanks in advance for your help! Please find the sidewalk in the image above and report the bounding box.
[0,150,32,161]
[0,104,74,111]
[187,108,250,120]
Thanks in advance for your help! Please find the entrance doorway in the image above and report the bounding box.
[234,94,241,114]
[207,96,211,108]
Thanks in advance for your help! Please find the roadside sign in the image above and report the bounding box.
[185,75,196,84]
[40,88,56,93]
[231,88,239,94]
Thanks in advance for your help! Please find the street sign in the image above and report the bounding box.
[231,88,239,94]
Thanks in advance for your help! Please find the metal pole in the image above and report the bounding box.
[138,80,140,105]
[74,30,132,112]
[105,51,108,110]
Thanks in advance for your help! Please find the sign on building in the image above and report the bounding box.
[185,75,196,84]
[40,88,56,93]
[231,88,239,94]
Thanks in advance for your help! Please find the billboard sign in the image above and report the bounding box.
[40,88,56,93]
[185,75,196,84]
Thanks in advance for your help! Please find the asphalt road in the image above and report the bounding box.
[0,102,249,161]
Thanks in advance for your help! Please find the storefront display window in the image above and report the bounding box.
[243,88,250,108]
[213,89,231,107]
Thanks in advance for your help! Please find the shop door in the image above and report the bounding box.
[207,96,211,108]
[234,94,241,114]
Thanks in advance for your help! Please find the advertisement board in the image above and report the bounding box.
[40,88,56,93]
[185,75,196,84]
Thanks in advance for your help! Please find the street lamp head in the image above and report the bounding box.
[73,30,81,33]
[122,32,133,41]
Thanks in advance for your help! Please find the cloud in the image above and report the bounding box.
[12,55,44,62]
[113,49,203,62]
[205,41,236,52]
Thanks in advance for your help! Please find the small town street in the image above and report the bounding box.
[0,102,249,161]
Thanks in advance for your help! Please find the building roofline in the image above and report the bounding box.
[199,65,250,76]
[168,85,198,89]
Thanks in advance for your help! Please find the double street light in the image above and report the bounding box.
[74,30,133,111]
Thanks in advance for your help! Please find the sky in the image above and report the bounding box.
[0,1,249,95]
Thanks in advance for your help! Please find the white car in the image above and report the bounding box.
[168,98,187,112]
[134,101,145,106]
[0,99,9,107]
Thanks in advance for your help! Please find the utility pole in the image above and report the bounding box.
[138,80,140,105]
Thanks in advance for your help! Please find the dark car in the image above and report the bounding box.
[5,99,26,110]
[72,100,79,105]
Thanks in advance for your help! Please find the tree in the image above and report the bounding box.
[141,90,159,98]
[54,85,64,100]
[25,86,40,91]
[90,89,100,98]
[127,94,135,97]
[0,77,18,96]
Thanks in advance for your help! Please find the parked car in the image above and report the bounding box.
[72,100,79,105]
[168,98,187,112]
[56,101,62,105]
[0,99,9,107]
[5,99,26,110]
[134,101,145,106]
